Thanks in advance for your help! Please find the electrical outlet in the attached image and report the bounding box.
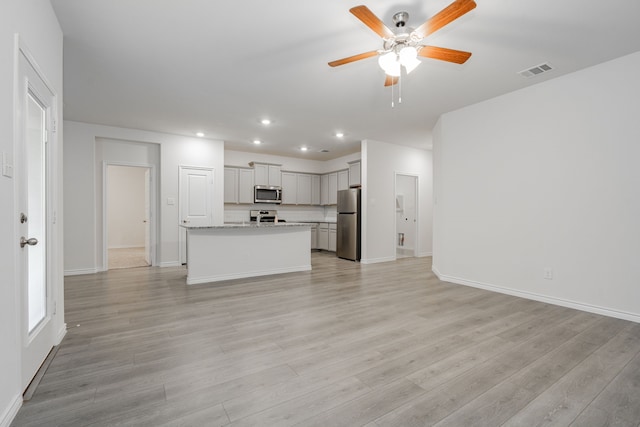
[543,268,553,280]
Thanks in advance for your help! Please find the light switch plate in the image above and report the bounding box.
[167,197,175,205]
[2,152,13,178]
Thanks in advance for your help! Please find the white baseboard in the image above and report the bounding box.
[55,324,67,345]
[107,245,144,249]
[64,268,98,276]
[158,261,182,268]
[433,268,640,324]
[418,251,433,258]
[360,256,396,265]
[0,394,22,427]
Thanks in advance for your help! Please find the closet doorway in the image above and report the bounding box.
[395,173,418,258]
[105,164,155,269]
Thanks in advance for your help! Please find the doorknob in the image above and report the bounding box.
[20,237,38,248]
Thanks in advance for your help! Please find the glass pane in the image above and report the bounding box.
[26,92,47,333]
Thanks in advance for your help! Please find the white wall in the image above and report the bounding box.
[433,51,640,322]
[0,1,63,425]
[64,121,225,272]
[361,140,433,264]
[107,166,146,248]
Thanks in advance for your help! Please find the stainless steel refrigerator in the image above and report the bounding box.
[337,188,360,261]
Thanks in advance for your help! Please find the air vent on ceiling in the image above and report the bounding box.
[319,149,330,153]
[518,62,554,78]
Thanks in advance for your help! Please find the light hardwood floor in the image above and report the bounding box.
[12,252,640,426]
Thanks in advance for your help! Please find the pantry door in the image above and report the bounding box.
[17,47,57,390]
[179,166,214,263]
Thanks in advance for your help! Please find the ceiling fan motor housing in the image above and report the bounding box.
[393,11,409,27]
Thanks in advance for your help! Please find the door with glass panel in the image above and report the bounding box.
[18,50,56,390]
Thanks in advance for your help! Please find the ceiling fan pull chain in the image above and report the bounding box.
[391,76,395,108]
[399,71,402,104]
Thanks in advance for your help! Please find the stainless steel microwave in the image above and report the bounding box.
[254,185,282,204]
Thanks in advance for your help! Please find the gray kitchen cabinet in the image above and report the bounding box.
[224,167,254,204]
[238,168,254,204]
[328,173,338,205]
[296,173,312,205]
[317,223,329,250]
[311,174,321,205]
[329,223,337,252]
[281,172,297,204]
[320,174,329,205]
[337,169,349,191]
[281,172,316,205]
[224,168,238,204]
[348,161,361,187]
[310,223,318,249]
[251,162,281,187]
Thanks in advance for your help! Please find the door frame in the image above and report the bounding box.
[14,35,63,391]
[102,161,157,270]
[394,172,419,258]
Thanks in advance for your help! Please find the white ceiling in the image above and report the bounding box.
[51,0,640,160]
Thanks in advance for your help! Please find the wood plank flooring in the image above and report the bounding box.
[12,252,640,426]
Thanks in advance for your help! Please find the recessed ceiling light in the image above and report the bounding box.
[196,132,205,137]
[260,119,272,125]
[253,139,262,145]
[335,132,344,138]
[300,147,308,152]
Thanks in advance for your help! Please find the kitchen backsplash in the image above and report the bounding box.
[225,205,337,223]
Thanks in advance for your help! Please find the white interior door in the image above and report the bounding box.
[179,166,214,264]
[180,167,214,226]
[18,50,56,390]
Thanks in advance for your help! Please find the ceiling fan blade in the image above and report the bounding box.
[418,46,472,64]
[414,0,477,39]
[328,50,378,67]
[384,75,399,87]
[350,5,395,39]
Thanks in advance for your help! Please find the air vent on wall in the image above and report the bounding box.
[518,62,554,78]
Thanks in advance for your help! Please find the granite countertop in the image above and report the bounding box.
[293,220,337,224]
[181,222,312,229]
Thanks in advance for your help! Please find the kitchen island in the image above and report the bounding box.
[182,222,311,285]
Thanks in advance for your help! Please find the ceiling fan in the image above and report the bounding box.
[329,0,476,86]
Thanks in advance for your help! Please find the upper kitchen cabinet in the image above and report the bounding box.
[311,174,321,205]
[320,174,330,205]
[281,172,318,205]
[281,172,297,205]
[250,162,281,187]
[224,168,238,204]
[224,167,254,204]
[320,171,347,205]
[337,169,349,191]
[348,160,361,187]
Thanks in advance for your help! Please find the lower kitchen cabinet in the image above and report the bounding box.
[310,223,318,250]
[317,223,329,250]
[328,223,337,252]
[316,222,336,252]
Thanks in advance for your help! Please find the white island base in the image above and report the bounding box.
[183,223,311,285]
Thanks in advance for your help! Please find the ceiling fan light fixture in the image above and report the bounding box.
[378,52,401,76]
[399,46,421,74]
